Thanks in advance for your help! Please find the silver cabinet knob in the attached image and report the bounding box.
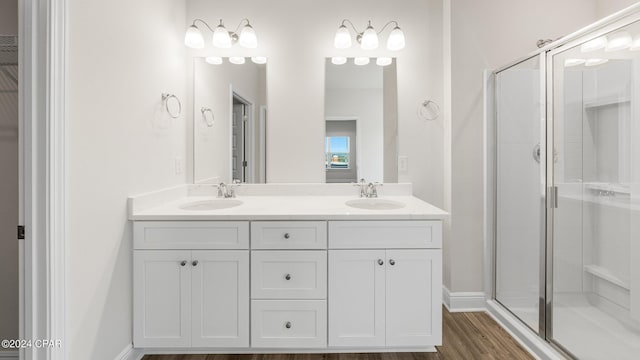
[389,259,396,266]
[285,321,292,329]
[192,260,199,266]
[284,233,291,239]
[377,259,384,266]
[180,260,187,267]
[285,274,292,280]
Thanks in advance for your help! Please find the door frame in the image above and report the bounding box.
[20,0,68,359]
[229,88,253,183]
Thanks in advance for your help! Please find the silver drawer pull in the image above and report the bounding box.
[285,274,292,280]
[389,259,396,266]
[192,260,199,266]
[377,259,384,266]
[180,260,187,267]
[285,321,292,329]
[284,233,291,239]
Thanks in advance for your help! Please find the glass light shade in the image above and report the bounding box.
[239,24,258,48]
[585,58,608,67]
[605,31,632,51]
[205,56,223,65]
[354,57,370,66]
[386,27,405,51]
[331,57,347,65]
[564,59,585,67]
[229,56,246,65]
[212,24,232,48]
[184,25,205,49]
[251,56,267,64]
[630,36,640,50]
[360,26,379,50]
[580,36,607,52]
[376,57,393,66]
[334,25,352,49]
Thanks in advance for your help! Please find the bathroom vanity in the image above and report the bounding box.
[129,184,446,354]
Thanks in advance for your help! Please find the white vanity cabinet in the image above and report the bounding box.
[133,221,250,348]
[328,221,443,348]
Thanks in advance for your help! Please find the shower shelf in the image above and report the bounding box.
[583,96,630,109]
[583,264,630,290]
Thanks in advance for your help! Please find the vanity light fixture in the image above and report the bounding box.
[585,58,608,67]
[229,56,246,65]
[376,57,393,66]
[605,31,632,51]
[331,56,348,65]
[564,58,585,67]
[334,19,405,51]
[185,18,258,49]
[354,57,370,66]
[205,56,223,65]
[251,56,267,64]
[580,35,607,52]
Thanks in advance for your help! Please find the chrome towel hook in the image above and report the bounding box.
[417,100,440,121]
[201,107,214,127]
[162,93,182,119]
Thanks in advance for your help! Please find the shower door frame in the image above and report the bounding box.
[486,5,640,360]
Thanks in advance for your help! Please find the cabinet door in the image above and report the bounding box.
[385,249,442,347]
[134,250,191,348]
[328,250,386,347]
[191,250,249,347]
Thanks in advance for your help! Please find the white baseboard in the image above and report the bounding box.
[0,351,19,360]
[443,286,486,312]
[115,344,144,360]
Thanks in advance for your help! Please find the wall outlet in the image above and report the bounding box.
[174,157,184,175]
[398,156,408,173]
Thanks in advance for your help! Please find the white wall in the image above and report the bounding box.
[193,59,265,183]
[186,0,445,207]
[67,0,187,359]
[446,0,602,293]
[0,0,18,350]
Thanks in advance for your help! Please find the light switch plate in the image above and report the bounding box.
[174,157,184,175]
[398,156,408,173]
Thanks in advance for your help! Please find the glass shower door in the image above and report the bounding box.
[495,55,545,333]
[550,20,640,359]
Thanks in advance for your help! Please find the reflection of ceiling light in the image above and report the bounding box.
[580,36,607,52]
[564,58,585,67]
[331,57,347,65]
[334,19,405,50]
[354,57,370,66]
[631,36,640,50]
[205,56,223,65]
[585,58,609,67]
[185,18,258,49]
[251,56,267,64]
[605,31,632,51]
[229,57,246,65]
[376,57,393,66]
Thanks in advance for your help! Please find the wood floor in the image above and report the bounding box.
[143,308,534,360]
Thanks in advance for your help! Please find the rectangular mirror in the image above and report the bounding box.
[324,58,398,183]
[193,57,267,184]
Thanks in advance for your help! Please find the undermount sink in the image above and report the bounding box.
[345,198,406,210]
[179,199,243,211]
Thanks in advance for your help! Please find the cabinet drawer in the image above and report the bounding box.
[251,221,327,249]
[251,300,327,348]
[252,251,327,299]
[328,221,442,249]
[134,221,249,249]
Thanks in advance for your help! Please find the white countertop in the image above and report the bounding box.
[128,184,448,221]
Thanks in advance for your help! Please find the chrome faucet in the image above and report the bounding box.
[217,181,240,198]
[352,178,382,198]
